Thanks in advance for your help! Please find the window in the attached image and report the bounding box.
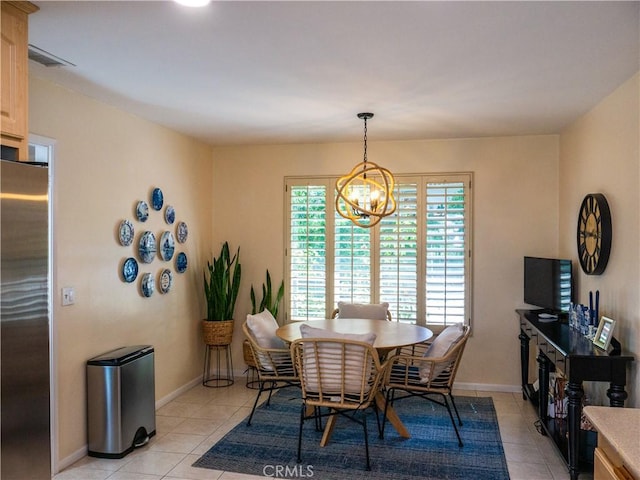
[285,173,472,329]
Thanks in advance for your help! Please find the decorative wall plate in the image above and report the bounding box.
[141,273,155,297]
[176,221,188,243]
[119,219,134,246]
[151,188,164,211]
[159,231,175,261]
[122,257,138,283]
[175,252,188,273]
[138,231,157,263]
[158,268,173,294]
[136,201,149,222]
[165,205,175,225]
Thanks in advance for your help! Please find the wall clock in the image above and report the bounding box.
[576,193,612,275]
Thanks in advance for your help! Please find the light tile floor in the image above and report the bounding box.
[53,380,594,480]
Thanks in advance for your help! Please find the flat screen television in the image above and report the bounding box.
[523,256,573,313]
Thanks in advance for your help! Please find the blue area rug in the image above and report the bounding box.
[193,393,510,479]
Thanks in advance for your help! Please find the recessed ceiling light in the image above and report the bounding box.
[174,0,210,7]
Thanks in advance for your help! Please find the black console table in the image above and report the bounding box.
[517,309,634,480]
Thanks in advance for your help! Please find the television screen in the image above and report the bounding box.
[524,257,573,313]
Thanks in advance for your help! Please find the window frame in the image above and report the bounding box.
[284,172,473,331]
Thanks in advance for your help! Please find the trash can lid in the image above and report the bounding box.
[87,345,153,366]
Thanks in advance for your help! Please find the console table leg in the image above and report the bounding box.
[519,331,530,400]
[566,381,584,480]
[607,383,627,407]
[537,350,550,427]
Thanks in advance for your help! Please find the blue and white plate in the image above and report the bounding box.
[165,205,175,225]
[158,268,173,294]
[175,252,188,273]
[151,188,164,211]
[176,221,188,243]
[159,231,175,261]
[136,201,149,222]
[141,273,155,298]
[138,231,157,263]
[119,219,134,246]
[122,257,138,283]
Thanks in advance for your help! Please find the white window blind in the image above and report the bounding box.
[425,179,469,326]
[379,182,419,323]
[285,174,472,327]
[334,215,371,305]
[288,183,327,320]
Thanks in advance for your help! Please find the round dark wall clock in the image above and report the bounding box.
[576,193,612,275]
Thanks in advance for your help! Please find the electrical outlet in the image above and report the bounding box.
[62,287,75,306]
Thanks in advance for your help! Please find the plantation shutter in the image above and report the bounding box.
[288,183,327,320]
[285,173,472,327]
[379,182,419,323]
[334,214,372,305]
[425,177,470,326]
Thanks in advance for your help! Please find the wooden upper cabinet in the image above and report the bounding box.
[1,1,39,161]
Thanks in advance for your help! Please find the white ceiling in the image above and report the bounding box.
[27,1,640,146]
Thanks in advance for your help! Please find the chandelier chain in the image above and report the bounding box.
[363,116,368,164]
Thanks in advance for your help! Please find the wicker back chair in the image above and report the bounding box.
[382,325,471,446]
[290,336,385,470]
[242,321,299,425]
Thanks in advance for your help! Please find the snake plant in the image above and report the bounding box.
[250,269,284,319]
[203,242,241,321]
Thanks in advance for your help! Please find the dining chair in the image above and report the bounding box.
[290,325,386,471]
[242,314,299,426]
[382,324,471,446]
[331,301,393,321]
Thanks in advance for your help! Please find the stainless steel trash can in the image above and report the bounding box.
[87,345,156,458]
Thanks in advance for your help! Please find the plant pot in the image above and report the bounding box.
[202,319,234,346]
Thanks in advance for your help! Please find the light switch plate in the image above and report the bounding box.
[62,287,75,306]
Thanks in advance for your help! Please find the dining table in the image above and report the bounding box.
[276,318,433,445]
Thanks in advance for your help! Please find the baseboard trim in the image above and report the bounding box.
[56,445,87,473]
[155,375,202,410]
[455,381,521,393]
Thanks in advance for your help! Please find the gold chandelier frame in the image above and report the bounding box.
[335,113,396,228]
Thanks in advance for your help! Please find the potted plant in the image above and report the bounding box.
[250,269,284,319]
[202,241,241,345]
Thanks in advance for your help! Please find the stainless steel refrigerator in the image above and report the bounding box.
[1,159,51,479]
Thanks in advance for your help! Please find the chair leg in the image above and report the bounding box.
[380,388,394,439]
[449,393,463,426]
[362,413,371,471]
[442,394,463,447]
[246,382,265,426]
[297,403,305,464]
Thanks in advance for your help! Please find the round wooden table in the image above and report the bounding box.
[276,318,433,351]
[277,318,433,443]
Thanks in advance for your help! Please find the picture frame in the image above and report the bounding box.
[593,316,616,350]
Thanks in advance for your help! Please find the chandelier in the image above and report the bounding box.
[335,113,396,228]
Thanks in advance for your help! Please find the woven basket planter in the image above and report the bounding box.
[202,319,234,346]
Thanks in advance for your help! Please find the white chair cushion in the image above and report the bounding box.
[419,324,465,383]
[246,310,286,349]
[300,324,376,394]
[337,302,389,320]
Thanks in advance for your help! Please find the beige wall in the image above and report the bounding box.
[559,73,640,407]
[29,77,213,466]
[211,135,561,390]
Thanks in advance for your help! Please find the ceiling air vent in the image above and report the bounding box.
[28,44,75,67]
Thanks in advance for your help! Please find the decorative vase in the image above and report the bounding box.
[202,319,234,346]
